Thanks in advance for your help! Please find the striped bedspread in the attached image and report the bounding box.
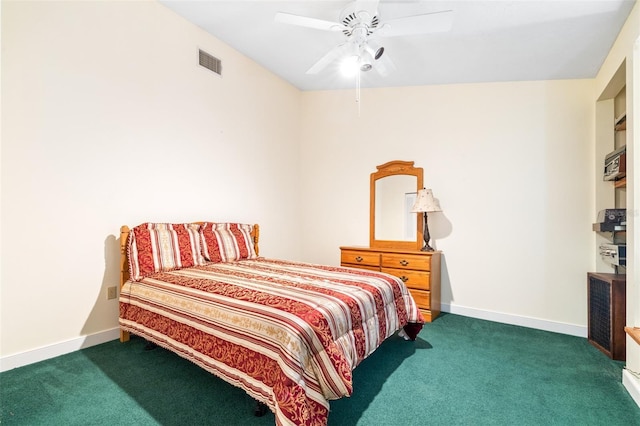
[119,258,424,426]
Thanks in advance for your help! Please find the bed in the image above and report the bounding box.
[119,222,424,426]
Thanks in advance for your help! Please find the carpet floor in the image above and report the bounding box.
[2,313,639,425]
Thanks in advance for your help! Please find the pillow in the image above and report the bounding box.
[200,222,257,263]
[128,223,205,281]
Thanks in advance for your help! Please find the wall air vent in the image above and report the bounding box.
[199,49,222,75]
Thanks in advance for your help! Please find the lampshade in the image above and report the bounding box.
[411,188,441,213]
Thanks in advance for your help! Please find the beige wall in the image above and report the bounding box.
[298,79,595,333]
[1,0,302,358]
[2,0,636,372]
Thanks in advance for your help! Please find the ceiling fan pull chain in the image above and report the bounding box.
[356,69,361,115]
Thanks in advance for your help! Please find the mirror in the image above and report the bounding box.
[370,161,423,250]
[375,175,418,240]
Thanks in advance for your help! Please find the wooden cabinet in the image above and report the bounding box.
[340,246,441,322]
[587,272,626,361]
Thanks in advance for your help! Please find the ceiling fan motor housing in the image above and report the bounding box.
[340,3,385,72]
[339,2,379,37]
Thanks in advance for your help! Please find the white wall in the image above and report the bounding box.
[1,0,302,360]
[298,79,595,334]
[594,1,640,407]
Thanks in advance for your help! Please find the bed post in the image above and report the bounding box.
[119,225,131,343]
[253,224,260,256]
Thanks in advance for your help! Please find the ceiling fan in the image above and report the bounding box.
[275,0,454,76]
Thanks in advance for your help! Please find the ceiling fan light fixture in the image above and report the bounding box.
[363,40,384,62]
[340,55,361,77]
[357,42,381,72]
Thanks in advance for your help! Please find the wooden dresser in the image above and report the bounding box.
[340,246,441,322]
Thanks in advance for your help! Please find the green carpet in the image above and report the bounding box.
[2,314,639,425]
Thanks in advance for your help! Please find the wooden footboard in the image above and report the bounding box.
[118,222,260,343]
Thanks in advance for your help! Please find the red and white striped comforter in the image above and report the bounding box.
[119,258,424,425]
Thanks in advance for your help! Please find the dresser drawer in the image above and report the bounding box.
[340,246,440,322]
[381,253,431,271]
[381,267,430,290]
[409,289,431,310]
[341,250,380,268]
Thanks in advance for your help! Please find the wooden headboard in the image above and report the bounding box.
[119,223,260,288]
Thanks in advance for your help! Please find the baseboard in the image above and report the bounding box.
[0,327,121,372]
[441,303,587,337]
[623,369,640,407]
[0,307,588,373]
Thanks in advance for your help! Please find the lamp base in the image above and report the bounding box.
[420,212,435,252]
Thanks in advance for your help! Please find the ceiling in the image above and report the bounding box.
[159,0,637,91]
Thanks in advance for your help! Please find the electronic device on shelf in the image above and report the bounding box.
[604,146,626,181]
[599,243,626,267]
[593,208,626,232]
[597,208,626,224]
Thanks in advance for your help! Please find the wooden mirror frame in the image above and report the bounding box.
[370,160,424,250]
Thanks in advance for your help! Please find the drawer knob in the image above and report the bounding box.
[400,260,409,266]
[400,276,409,282]
[355,256,363,262]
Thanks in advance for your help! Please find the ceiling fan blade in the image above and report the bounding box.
[275,12,346,32]
[378,10,454,37]
[306,43,352,74]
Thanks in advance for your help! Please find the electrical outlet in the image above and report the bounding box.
[107,286,117,300]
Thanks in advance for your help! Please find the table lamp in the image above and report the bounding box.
[411,188,441,251]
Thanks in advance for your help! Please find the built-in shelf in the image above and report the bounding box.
[615,177,627,188]
[615,113,627,131]
[625,327,640,346]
